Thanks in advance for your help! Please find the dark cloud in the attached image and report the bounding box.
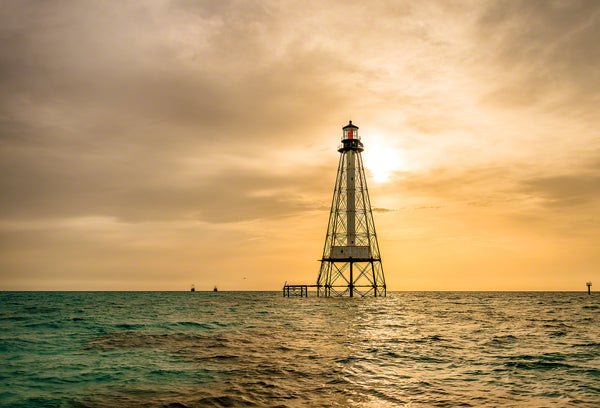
[0,0,351,139]
[115,165,334,223]
[0,0,353,228]
[476,0,600,111]
[519,173,600,208]
[0,142,333,223]
[395,166,512,204]
[372,207,395,213]
[394,160,600,213]
[517,154,600,208]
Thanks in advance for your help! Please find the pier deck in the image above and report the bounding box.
[282,284,318,297]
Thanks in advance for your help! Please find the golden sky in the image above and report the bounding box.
[1,0,599,291]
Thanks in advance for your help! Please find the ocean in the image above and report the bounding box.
[1,291,598,407]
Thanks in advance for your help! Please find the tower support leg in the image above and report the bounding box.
[349,262,354,297]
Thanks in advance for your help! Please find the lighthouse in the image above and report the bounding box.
[316,121,386,297]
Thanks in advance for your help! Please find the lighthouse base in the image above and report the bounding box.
[317,259,386,297]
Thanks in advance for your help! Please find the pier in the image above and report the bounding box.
[282,284,317,297]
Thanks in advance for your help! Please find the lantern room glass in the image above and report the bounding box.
[343,127,359,140]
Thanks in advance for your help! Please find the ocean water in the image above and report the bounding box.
[0,291,599,408]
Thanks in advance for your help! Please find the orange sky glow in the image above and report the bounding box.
[1,1,599,291]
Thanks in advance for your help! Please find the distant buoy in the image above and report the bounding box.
[587,281,592,295]
[191,284,195,292]
[213,286,218,292]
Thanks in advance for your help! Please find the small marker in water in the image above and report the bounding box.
[586,281,592,295]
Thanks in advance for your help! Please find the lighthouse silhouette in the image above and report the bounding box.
[316,121,386,297]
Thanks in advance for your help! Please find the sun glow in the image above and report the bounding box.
[363,145,401,183]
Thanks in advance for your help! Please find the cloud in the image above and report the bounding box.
[519,173,600,209]
[475,0,600,112]
[393,165,513,204]
[0,1,350,141]
[372,207,395,213]
[0,0,356,227]
[0,143,333,223]
[514,152,600,208]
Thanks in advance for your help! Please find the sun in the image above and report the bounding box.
[363,145,400,183]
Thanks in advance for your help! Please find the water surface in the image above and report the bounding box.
[1,291,598,407]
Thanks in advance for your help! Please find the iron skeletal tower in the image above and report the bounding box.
[316,121,386,297]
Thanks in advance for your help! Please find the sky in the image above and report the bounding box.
[1,0,599,291]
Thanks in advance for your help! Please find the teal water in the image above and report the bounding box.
[1,291,599,407]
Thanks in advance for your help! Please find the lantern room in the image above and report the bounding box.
[342,121,359,141]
